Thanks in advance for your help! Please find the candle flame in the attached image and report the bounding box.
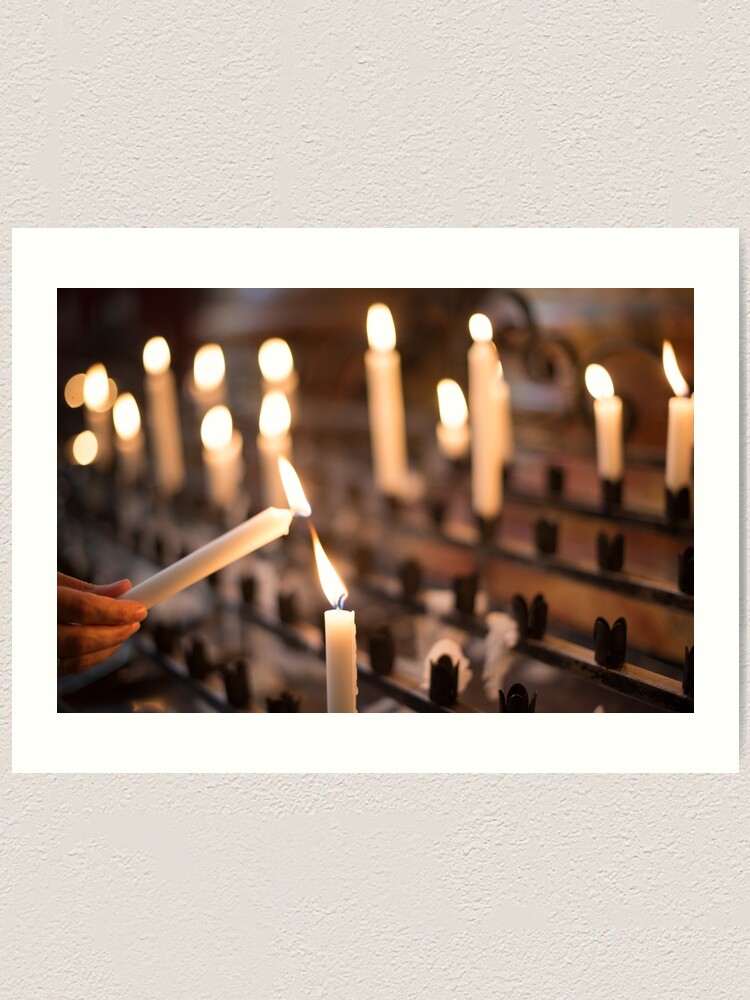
[259,390,292,438]
[201,405,233,451]
[278,457,311,517]
[143,336,171,375]
[83,364,111,412]
[469,313,493,343]
[72,430,98,466]
[113,393,142,441]
[437,379,468,428]
[194,344,226,390]
[258,338,294,381]
[310,525,347,608]
[366,303,396,352]
[585,363,615,401]
[64,373,86,408]
[662,340,690,397]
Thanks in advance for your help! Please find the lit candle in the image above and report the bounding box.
[70,429,98,466]
[124,459,311,609]
[64,373,86,409]
[585,364,623,483]
[311,526,357,713]
[201,404,244,511]
[257,390,292,508]
[468,313,502,519]
[492,356,514,466]
[113,393,146,483]
[436,378,470,460]
[83,363,115,468]
[365,303,409,497]
[191,343,227,419]
[143,336,185,497]
[258,337,298,409]
[662,340,694,494]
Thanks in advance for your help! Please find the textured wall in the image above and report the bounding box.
[2,2,748,997]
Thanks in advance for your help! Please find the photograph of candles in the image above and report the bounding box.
[57,288,693,714]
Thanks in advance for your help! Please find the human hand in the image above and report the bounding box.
[57,573,148,675]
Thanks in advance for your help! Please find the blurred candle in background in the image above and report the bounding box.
[436,378,470,460]
[64,372,86,409]
[191,343,226,418]
[257,390,292,508]
[365,303,408,497]
[585,364,623,483]
[468,313,502,519]
[143,336,185,497]
[83,363,115,468]
[258,338,298,413]
[311,526,357,713]
[113,392,145,484]
[662,340,694,495]
[492,356,514,467]
[201,404,244,511]
[70,429,98,466]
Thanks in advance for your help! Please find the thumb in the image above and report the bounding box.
[91,579,132,597]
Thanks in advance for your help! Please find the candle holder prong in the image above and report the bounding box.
[593,615,627,669]
[186,636,212,681]
[534,518,558,556]
[429,654,458,707]
[499,683,537,712]
[596,531,625,572]
[475,515,499,544]
[266,691,301,712]
[399,558,423,600]
[453,572,480,616]
[547,465,565,497]
[223,657,252,709]
[666,486,691,521]
[240,574,257,606]
[512,593,548,641]
[677,546,694,595]
[154,622,177,656]
[277,590,297,624]
[682,645,694,697]
[601,479,623,512]
[368,627,395,676]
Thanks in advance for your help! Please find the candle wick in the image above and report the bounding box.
[336,594,346,610]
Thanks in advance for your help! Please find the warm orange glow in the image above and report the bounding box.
[113,393,141,441]
[585,364,615,400]
[310,525,348,608]
[201,405,233,451]
[194,344,226,390]
[366,303,397,352]
[83,364,110,412]
[437,379,468,428]
[469,313,493,343]
[143,336,171,375]
[259,390,292,438]
[64,373,85,408]
[278,457,311,517]
[72,430,98,466]
[258,338,294,381]
[662,340,690,397]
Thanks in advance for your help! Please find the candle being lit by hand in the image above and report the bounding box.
[311,525,357,713]
[123,457,310,610]
[662,340,693,496]
[436,379,470,460]
[585,363,623,484]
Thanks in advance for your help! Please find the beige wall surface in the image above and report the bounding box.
[1,3,747,997]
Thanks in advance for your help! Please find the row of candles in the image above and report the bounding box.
[63,306,693,711]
